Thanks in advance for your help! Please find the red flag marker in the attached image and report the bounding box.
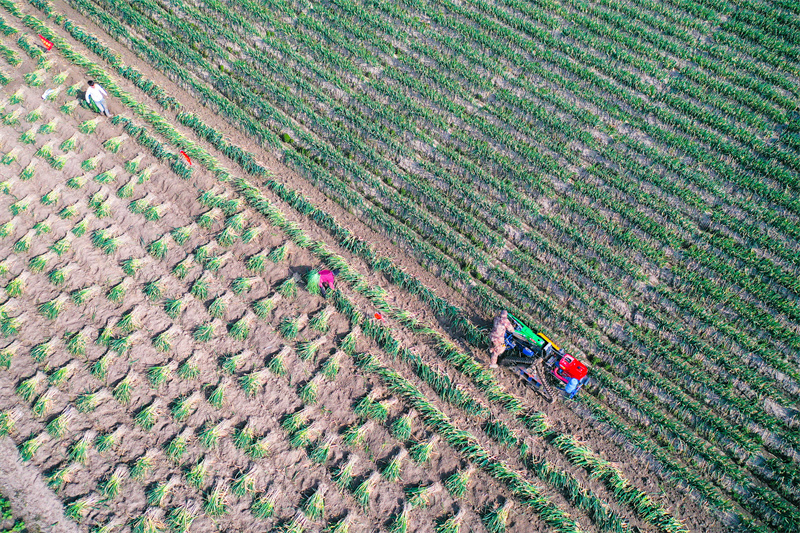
[374,312,383,321]
[38,34,54,51]
[179,150,192,166]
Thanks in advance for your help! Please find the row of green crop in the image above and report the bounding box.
[87,91,604,533]
[455,0,800,204]
[583,0,800,102]
[584,372,799,522]
[310,0,800,354]
[23,9,788,524]
[242,115,800,528]
[320,0,584,158]
[716,22,799,73]
[605,140,800,273]
[362,302,792,528]
[481,0,800,263]
[342,340,689,533]
[152,0,800,358]
[567,0,798,117]
[487,200,796,463]
[355,320,686,533]
[1,24,655,531]
[0,0,680,354]
[481,258,800,521]
[306,209,800,520]
[7,238,396,531]
[64,0,512,290]
[376,0,800,418]
[444,0,800,231]
[728,0,800,44]
[0,492,25,533]
[203,0,800,400]
[195,0,552,256]
[0,155,224,530]
[490,246,800,465]
[576,148,800,399]
[115,0,506,270]
[230,152,720,528]
[248,0,792,282]
[14,3,792,528]
[183,0,556,247]
[562,7,778,135]
[499,241,771,452]
[565,169,799,352]
[97,16,796,520]
[0,52,756,533]
[237,182,654,533]
[25,13,698,528]
[0,75,463,531]
[574,165,800,347]
[12,0,474,352]
[128,241,480,530]
[444,3,791,179]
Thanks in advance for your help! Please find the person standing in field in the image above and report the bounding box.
[489,310,515,368]
[85,80,111,117]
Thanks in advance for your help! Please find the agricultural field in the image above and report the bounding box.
[0,0,797,530]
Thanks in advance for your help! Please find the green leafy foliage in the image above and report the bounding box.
[193,322,215,342]
[186,457,209,489]
[204,481,229,517]
[168,501,198,533]
[228,315,251,340]
[231,467,257,497]
[251,492,276,520]
[278,315,301,340]
[482,500,512,533]
[445,466,474,499]
[134,400,160,430]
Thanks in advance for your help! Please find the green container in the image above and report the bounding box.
[508,313,545,347]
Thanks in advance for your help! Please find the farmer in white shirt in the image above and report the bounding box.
[85,80,111,117]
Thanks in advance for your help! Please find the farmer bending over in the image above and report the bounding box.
[85,80,111,117]
[489,310,515,368]
[318,269,335,296]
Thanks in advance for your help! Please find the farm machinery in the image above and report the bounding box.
[497,313,590,402]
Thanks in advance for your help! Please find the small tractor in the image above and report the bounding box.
[497,313,590,402]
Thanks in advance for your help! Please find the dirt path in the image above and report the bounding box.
[0,437,79,533]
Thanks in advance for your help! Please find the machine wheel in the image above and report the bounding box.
[526,362,555,403]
